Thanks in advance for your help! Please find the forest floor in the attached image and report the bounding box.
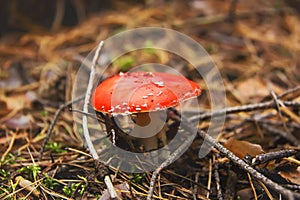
[0,0,300,199]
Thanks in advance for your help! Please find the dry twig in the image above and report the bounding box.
[213,155,223,200]
[104,175,119,200]
[82,41,104,160]
[147,110,300,200]
[189,100,300,122]
[146,120,197,200]
[197,133,300,200]
[251,149,298,166]
[38,95,84,161]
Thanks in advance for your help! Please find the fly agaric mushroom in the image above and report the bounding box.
[92,71,201,151]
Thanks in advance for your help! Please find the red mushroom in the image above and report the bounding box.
[92,71,201,151]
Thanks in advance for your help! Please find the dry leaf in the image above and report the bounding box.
[0,95,25,122]
[235,78,269,103]
[0,99,11,117]
[236,21,300,51]
[5,114,32,129]
[279,166,300,185]
[0,92,37,129]
[223,138,264,159]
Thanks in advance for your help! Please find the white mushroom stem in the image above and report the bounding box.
[133,112,168,151]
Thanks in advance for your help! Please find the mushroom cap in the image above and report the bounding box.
[92,71,201,114]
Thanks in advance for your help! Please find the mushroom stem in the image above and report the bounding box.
[141,135,159,151]
[133,112,168,151]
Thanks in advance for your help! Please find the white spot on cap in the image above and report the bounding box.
[124,111,132,115]
[145,72,154,76]
[154,103,163,110]
[157,91,163,96]
[142,103,148,107]
[108,107,115,112]
[172,99,178,104]
[142,95,148,99]
[153,81,164,87]
[114,105,121,111]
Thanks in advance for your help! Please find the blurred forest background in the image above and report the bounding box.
[0,0,299,199]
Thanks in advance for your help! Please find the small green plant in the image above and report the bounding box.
[43,173,60,190]
[0,168,10,180]
[62,176,88,197]
[1,179,18,199]
[205,43,218,54]
[62,183,75,197]
[78,175,88,195]
[0,185,11,196]
[131,173,146,185]
[17,164,41,180]
[115,56,135,71]
[78,127,84,135]
[0,153,16,165]
[41,110,49,117]
[45,142,67,153]
[62,182,86,197]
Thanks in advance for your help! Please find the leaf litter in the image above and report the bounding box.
[0,0,299,199]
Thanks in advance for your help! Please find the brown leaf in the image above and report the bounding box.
[0,99,11,117]
[235,78,269,103]
[0,95,24,122]
[0,93,36,127]
[279,166,300,185]
[223,138,264,159]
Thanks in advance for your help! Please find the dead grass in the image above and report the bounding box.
[0,1,299,199]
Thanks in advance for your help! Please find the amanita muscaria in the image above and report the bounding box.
[92,71,201,151]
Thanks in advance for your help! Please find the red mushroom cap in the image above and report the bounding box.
[92,71,201,114]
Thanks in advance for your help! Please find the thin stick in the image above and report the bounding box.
[252,149,297,166]
[193,172,200,200]
[198,132,299,199]
[189,100,300,122]
[206,158,212,199]
[51,0,65,31]
[257,180,274,200]
[39,95,84,161]
[146,125,197,200]
[104,175,119,200]
[213,155,223,200]
[1,132,16,163]
[270,91,291,136]
[261,124,299,146]
[148,107,299,199]
[278,85,300,99]
[82,41,104,160]
[247,173,258,200]
[177,111,299,200]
